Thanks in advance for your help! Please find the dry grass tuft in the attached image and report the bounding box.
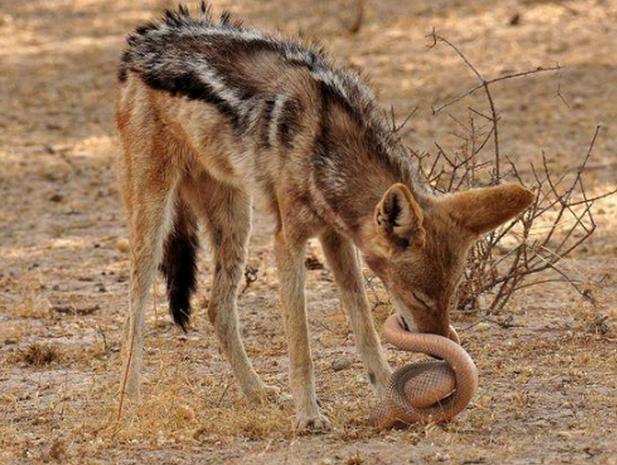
[575,308,614,336]
[21,343,60,366]
[42,438,67,463]
[345,451,365,465]
[12,285,52,319]
[586,315,613,335]
[72,350,297,450]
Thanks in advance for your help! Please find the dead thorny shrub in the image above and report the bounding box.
[374,31,616,315]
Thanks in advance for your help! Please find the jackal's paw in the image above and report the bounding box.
[368,365,393,400]
[371,376,391,401]
[245,383,281,405]
[295,412,332,433]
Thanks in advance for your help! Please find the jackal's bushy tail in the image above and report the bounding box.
[160,203,199,331]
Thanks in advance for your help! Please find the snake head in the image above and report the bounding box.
[361,183,535,338]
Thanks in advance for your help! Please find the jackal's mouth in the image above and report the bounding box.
[390,295,418,333]
[397,314,412,332]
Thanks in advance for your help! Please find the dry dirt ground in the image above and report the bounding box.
[1,0,616,464]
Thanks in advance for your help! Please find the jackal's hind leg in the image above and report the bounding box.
[120,173,179,403]
[192,181,274,403]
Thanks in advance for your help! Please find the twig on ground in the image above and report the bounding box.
[348,0,365,34]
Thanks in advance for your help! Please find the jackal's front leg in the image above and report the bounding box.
[320,230,392,398]
[274,228,331,432]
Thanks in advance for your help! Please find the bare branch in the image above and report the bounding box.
[428,29,561,117]
[388,34,614,317]
[556,71,571,109]
[348,0,365,34]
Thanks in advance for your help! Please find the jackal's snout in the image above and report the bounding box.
[415,312,451,339]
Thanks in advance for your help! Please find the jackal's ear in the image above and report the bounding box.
[374,183,425,253]
[441,183,535,235]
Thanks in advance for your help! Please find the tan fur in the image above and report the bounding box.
[116,65,534,431]
[440,183,535,234]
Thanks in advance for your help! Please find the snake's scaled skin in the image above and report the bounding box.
[371,314,478,429]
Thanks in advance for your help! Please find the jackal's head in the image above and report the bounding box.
[362,183,534,337]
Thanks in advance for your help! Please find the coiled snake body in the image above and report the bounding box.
[371,314,478,429]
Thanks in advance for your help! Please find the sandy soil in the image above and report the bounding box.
[1,0,616,464]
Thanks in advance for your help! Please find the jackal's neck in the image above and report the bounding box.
[311,118,425,243]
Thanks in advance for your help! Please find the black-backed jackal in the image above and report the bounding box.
[116,3,534,431]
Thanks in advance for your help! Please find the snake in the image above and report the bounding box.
[371,314,478,429]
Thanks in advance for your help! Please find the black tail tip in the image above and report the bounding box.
[168,283,194,332]
[161,230,198,333]
[170,301,191,332]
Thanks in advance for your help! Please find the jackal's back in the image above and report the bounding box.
[118,3,378,134]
